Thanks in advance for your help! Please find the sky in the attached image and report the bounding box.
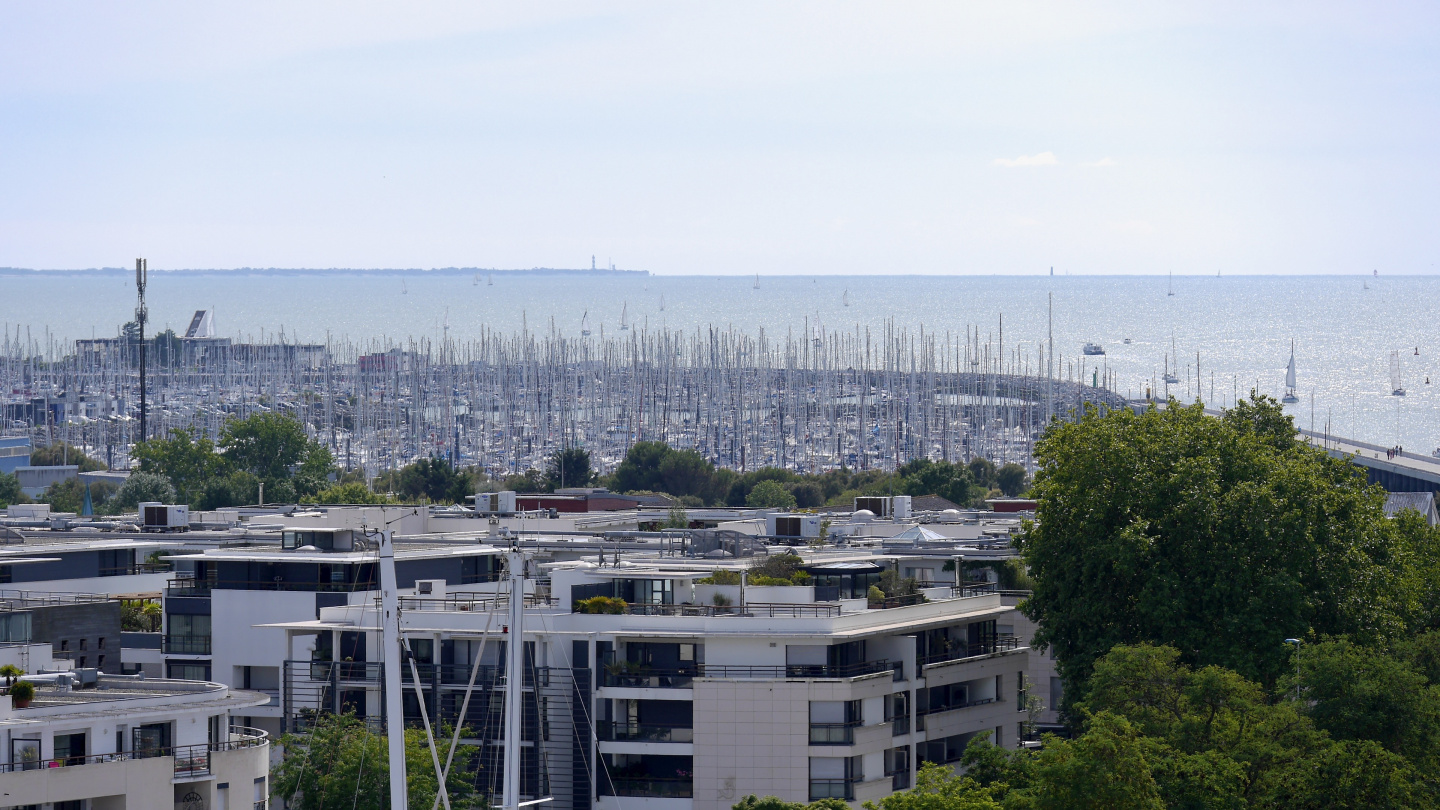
[1,2,1438,275]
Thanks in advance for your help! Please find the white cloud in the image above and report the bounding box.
[1082,157,1118,167]
[993,151,1059,168]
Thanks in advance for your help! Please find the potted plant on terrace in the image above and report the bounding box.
[9,679,36,709]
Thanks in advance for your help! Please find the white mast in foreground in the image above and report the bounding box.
[378,530,409,810]
[502,547,527,810]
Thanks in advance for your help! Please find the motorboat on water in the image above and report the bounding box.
[1082,343,1105,356]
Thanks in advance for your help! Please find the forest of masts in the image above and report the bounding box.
[2,320,1126,479]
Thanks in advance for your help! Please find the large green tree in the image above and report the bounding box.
[0,472,27,507]
[133,428,226,506]
[1021,397,1412,693]
[545,446,594,491]
[220,412,334,500]
[28,442,105,471]
[271,713,482,810]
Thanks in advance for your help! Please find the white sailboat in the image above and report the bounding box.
[1167,271,1175,297]
[401,280,408,295]
[488,274,493,286]
[581,310,591,336]
[1162,335,1179,384]
[619,302,629,331]
[753,273,760,290]
[842,289,850,307]
[1282,342,1299,403]
[1391,350,1406,396]
[659,294,665,312]
[473,273,480,286]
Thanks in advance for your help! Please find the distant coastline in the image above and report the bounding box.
[0,266,649,278]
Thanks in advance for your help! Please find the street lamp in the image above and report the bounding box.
[1283,638,1302,701]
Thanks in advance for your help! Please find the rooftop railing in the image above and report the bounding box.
[596,721,694,743]
[0,727,267,776]
[617,601,841,618]
[601,776,694,798]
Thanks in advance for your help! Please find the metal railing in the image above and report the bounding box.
[918,636,1021,667]
[919,696,996,718]
[951,583,999,598]
[702,660,893,680]
[99,562,172,577]
[602,777,694,798]
[164,634,212,655]
[808,722,860,745]
[597,721,694,743]
[397,592,551,612]
[617,601,842,618]
[809,779,856,801]
[0,727,267,776]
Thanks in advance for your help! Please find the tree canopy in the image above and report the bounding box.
[1020,397,1419,693]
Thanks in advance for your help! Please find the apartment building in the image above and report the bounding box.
[268,550,1033,810]
[0,672,270,809]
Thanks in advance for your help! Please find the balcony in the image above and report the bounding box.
[0,727,269,778]
[164,634,212,655]
[918,636,1021,667]
[808,721,860,745]
[809,779,857,801]
[602,777,694,798]
[597,721,694,743]
[615,602,841,618]
[703,660,893,680]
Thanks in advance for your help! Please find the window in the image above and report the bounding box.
[97,654,105,669]
[78,656,86,668]
[60,639,69,652]
[80,638,87,650]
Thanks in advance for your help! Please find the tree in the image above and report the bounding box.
[221,411,332,486]
[545,446,594,491]
[0,472,25,507]
[396,458,464,503]
[1021,397,1410,695]
[967,457,996,489]
[994,463,1027,497]
[746,480,796,508]
[1009,712,1167,810]
[108,472,178,511]
[658,448,715,500]
[313,482,389,505]
[132,427,226,506]
[664,503,689,528]
[611,441,671,494]
[28,442,105,472]
[860,762,1000,810]
[270,712,482,810]
[1288,637,1440,768]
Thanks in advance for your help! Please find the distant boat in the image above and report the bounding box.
[619,303,629,331]
[753,273,760,290]
[1281,341,1299,404]
[842,289,850,307]
[1083,343,1105,356]
[1123,338,1133,345]
[487,274,493,286]
[402,280,408,295]
[581,311,591,336]
[659,295,665,312]
[1168,271,1175,297]
[1163,335,1179,384]
[1363,280,1370,290]
[1391,350,1406,396]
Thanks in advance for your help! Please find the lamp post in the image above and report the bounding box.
[1283,638,1302,702]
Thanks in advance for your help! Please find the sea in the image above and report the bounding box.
[4,271,1437,455]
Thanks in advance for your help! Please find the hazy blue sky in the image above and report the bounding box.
[2,2,1437,275]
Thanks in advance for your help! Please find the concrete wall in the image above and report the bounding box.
[30,600,123,674]
[693,679,811,810]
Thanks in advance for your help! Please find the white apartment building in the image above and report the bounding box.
[0,673,270,810]
[267,553,1033,810]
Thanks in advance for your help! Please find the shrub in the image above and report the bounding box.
[8,680,35,706]
[576,596,628,614]
[696,570,742,585]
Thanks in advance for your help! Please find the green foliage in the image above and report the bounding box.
[968,457,997,488]
[7,680,35,703]
[271,712,483,809]
[0,664,22,684]
[575,596,628,614]
[859,762,1001,810]
[735,796,866,810]
[959,643,1437,810]
[664,503,689,528]
[28,442,105,472]
[384,457,472,504]
[746,480,797,508]
[611,441,673,494]
[313,481,389,505]
[545,446,594,491]
[1288,637,1440,768]
[41,478,85,513]
[750,552,804,581]
[121,600,162,632]
[1021,397,1411,695]
[0,472,26,507]
[108,472,178,511]
[133,428,225,505]
[695,569,741,585]
[995,463,1028,497]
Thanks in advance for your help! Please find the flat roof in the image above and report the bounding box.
[164,543,503,564]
